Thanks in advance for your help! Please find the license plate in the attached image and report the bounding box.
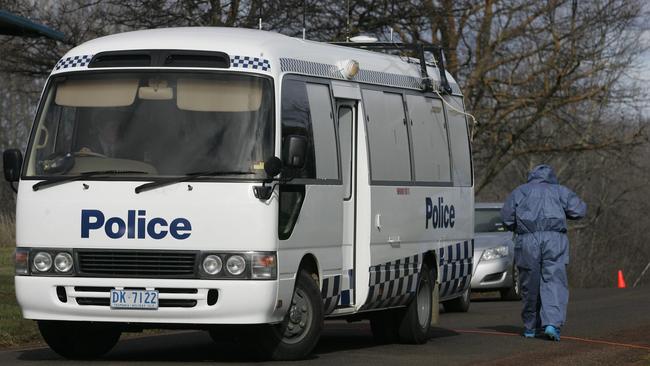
[110,289,159,310]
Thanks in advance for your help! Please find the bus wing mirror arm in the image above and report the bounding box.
[253,156,285,200]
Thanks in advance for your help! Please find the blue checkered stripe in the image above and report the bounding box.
[321,269,354,315]
[230,55,270,71]
[438,240,474,298]
[360,254,422,310]
[54,55,93,71]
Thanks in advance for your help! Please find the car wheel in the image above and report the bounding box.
[500,265,521,301]
[442,287,471,313]
[38,320,121,360]
[256,269,323,360]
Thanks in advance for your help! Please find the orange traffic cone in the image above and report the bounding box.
[617,270,627,289]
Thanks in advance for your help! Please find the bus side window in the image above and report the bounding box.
[445,96,472,186]
[305,83,338,180]
[363,89,411,182]
[406,95,451,182]
[281,79,316,178]
[338,106,353,199]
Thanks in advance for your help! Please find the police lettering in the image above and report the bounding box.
[425,197,455,229]
[81,209,192,240]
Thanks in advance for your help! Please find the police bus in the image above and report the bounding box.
[3,27,474,360]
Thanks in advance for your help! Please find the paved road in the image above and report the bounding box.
[1,288,649,365]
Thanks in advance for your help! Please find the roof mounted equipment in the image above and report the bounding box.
[330,42,453,94]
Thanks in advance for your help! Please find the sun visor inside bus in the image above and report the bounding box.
[55,79,138,107]
[176,78,262,112]
[88,50,230,68]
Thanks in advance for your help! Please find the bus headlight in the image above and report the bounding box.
[14,248,30,275]
[226,255,246,276]
[252,253,277,279]
[199,251,275,279]
[54,252,74,273]
[33,252,53,272]
[202,255,223,275]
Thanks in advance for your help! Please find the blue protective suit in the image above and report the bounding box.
[501,165,586,330]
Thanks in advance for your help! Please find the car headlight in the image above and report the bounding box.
[481,246,509,261]
[54,252,74,273]
[33,252,53,272]
[226,255,246,276]
[202,255,223,275]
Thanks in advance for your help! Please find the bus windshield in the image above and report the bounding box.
[24,71,274,179]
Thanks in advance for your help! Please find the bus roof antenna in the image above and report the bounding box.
[302,0,306,40]
[346,0,350,42]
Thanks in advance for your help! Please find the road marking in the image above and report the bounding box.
[452,329,650,351]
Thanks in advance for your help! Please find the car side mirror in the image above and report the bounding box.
[282,135,307,169]
[3,149,23,183]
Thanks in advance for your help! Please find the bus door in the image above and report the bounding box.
[335,98,358,307]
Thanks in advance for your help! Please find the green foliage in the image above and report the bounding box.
[0,213,16,248]
[0,247,40,348]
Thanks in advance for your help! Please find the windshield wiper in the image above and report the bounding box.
[32,170,149,191]
[135,171,255,194]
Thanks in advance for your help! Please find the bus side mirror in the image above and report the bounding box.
[282,135,307,169]
[264,156,283,178]
[3,149,23,183]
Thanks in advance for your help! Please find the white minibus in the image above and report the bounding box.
[3,27,474,360]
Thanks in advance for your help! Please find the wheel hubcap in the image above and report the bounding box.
[416,276,432,328]
[281,287,313,344]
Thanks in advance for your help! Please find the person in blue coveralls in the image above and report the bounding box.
[500,164,586,341]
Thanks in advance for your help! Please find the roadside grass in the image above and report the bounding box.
[0,213,15,249]
[0,213,42,348]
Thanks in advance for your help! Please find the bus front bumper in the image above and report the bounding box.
[15,276,287,324]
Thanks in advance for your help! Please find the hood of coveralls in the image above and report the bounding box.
[527,164,558,184]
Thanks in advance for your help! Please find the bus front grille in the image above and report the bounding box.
[76,250,198,278]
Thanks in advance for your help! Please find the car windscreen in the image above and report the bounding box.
[24,71,274,179]
[474,208,505,232]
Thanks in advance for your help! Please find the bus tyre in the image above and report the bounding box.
[257,270,323,361]
[37,320,121,360]
[398,263,433,344]
[442,287,471,313]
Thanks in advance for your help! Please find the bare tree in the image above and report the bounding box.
[0,0,648,286]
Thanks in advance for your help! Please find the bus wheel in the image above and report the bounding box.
[398,263,433,344]
[37,320,121,359]
[257,269,323,360]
